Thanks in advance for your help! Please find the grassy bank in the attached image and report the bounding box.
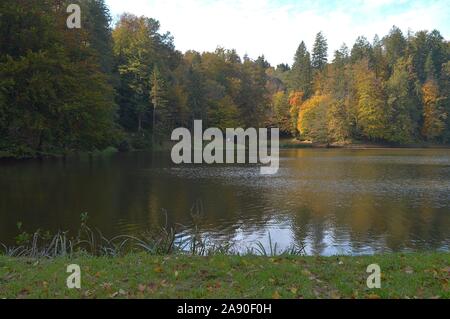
[0,253,448,299]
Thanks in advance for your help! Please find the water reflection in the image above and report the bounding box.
[0,149,449,255]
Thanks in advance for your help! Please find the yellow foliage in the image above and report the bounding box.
[297,94,332,142]
[288,91,304,111]
[421,80,446,140]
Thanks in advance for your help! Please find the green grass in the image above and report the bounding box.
[0,253,448,299]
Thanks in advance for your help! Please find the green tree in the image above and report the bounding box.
[385,58,419,143]
[0,0,117,157]
[312,32,328,71]
[150,66,168,142]
[113,14,178,133]
[383,26,407,71]
[351,36,372,63]
[289,41,312,97]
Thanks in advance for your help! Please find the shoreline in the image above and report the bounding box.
[279,139,450,150]
[2,141,450,162]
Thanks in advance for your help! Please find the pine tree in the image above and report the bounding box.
[424,52,436,80]
[385,58,419,143]
[351,36,372,63]
[82,0,115,75]
[289,41,312,97]
[312,32,328,71]
[383,26,407,72]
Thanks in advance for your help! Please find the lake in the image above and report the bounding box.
[1,148,449,255]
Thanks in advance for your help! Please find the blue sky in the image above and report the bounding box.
[105,0,449,65]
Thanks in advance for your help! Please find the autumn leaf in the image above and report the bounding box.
[404,267,414,274]
[441,266,450,273]
[138,284,146,293]
[154,266,163,273]
[101,282,112,291]
[272,291,281,299]
[119,289,127,296]
[301,269,312,276]
[330,291,341,299]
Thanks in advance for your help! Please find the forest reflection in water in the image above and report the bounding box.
[0,148,449,255]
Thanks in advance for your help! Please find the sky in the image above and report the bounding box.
[105,0,450,66]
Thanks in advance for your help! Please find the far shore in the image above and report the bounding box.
[279,138,450,150]
[1,139,450,162]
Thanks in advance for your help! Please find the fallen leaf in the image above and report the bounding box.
[138,284,146,293]
[102,282,112,290]
[143,285,155,293]
[119,289,127,296]
[367,294,381,299]
[404,267,414,274]
[154,266,163,273]
[330,291,341,299]
[302,269,312,276]
[272,291,281,299]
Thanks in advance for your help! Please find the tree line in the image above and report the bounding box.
[1,1,449,158]
[276,29,450,144]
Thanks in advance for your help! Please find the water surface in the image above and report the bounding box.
[1,149,449,255]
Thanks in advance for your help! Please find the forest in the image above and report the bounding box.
[1,0,449,158]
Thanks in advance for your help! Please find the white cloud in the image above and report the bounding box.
[105,0,449,66]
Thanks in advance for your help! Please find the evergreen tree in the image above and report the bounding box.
[289,41,312,97]
[312,32,328,71]
[383,26,407,71]
[351,36,372,63]
[385,58,419,143]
